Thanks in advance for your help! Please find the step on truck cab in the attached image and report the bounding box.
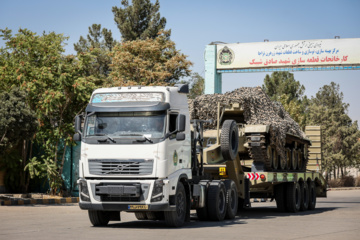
[74,84,327,227]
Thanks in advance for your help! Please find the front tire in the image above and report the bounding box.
[164,183,187,227]
[88,210,110,226]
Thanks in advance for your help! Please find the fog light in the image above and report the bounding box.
[78,179,90,202]
[151,179,164,202]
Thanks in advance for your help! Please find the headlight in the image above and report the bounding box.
[151,179,164,202]
[78,179,90,202]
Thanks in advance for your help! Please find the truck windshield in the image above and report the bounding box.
[84,111,166,138]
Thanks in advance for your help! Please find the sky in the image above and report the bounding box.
[1,0,360,122]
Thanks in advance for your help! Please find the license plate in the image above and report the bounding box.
[128,205,148,210]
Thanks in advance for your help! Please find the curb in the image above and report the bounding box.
[327,187,360,191]
[0,197,79,206]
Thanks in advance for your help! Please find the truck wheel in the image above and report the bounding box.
[275,183,286,212]
[134,212,147,220]
[224,180,238,219]
[286,182,301,213]
[300,181,309,211]
[164,182,186,227]
[88,210,110,226]
[308,181,317,210]
[207,181,227,221]
[220,120,239,160]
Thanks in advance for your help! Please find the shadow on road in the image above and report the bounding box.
[99,206,337,229]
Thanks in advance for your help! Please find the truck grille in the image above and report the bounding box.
[88,159,153,175]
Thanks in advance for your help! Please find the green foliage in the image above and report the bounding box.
[109,30,192,86]
[187,73,204,99]
[112,0,167,41]
[0,28,96,194]
[0,88,37,154]
[74,24,116,82]
[308,82,360,178]
[262,72,308,128]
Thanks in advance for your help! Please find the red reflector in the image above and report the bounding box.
[260,174,265,180]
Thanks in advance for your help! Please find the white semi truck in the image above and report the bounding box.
[74,84,326,227]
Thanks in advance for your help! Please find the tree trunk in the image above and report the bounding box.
[25,140,34,193]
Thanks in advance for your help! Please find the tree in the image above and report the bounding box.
[109,31,192,86]
[112,0,167,42]
[262,72,308,128]
[0,28,96,194]
[308,82,360,180]
[187,73,204,99]
[74,24,116,82]
[0,88,38,192]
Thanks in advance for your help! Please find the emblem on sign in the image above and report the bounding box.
[218,46,235,65]
[173,150,178,166]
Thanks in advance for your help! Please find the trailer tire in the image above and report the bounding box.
[224,180,238,219]
[88,210,110,226]
[286,182,301,213]
[220,120,239,161]
[134,212,147,220]
[300,181,309,211]
[207,181,227,221]
[275,183,286,212]
[164,182,187,227]
[308,181,317,210]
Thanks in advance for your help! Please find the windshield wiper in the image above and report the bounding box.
[136,135,153,144]
[95,133,116,143]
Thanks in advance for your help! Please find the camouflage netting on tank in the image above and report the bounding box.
[188,86,306,162]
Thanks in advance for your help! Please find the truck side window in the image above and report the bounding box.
[169,113,178,138]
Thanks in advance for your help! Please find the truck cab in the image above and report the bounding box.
[75,85,192,225]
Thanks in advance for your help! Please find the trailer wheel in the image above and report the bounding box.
[300,181,309,211]
[88,210,110,226]
[220,120,239,160]
[134,212,147,220]
[224,180,238,219]
[164,182,186,227]
[275,184,286,212]
[308,181,317,210]
[207,181,227,221]
[286,182,301,213]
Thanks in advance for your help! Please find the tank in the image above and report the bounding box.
[189,87,310,172]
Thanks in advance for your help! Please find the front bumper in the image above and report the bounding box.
[79,202,174,211]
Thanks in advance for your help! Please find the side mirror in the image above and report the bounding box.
[75,115,82,133]
[176,132,185,141]
[73,132,81,141]
[176,114,186,132]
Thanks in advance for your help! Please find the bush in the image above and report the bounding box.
[355,176,360,187]
[327,176,355,188]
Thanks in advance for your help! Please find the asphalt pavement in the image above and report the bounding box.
[0,190,359,240]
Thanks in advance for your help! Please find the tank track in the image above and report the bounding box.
[247,133,309,172]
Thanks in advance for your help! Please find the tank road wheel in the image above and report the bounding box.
[297,150,303,171]
[220,120,239,161]
[308,181,317,210]
[286,182,301,213]
[272,147,279,170]
[134,212,147,220]
[224,180,238,219]
[280,153,287,170]
[165,182,187,227]
[286,148,291,170]
[275,184,287,212]
[300,181,309,211]
[88,210,110,226]
[291,149,298,170]
[207,181,227,221]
